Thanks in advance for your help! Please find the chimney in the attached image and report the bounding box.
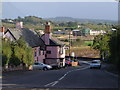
[1,26,5,35]
[16,22,23,29]
[44,22,51,45]
[45,22,51,34]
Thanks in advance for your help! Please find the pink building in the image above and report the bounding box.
[41,22,65,67]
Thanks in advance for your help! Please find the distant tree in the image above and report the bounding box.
[67,22,78,27]
[76,39,81,42]
[97,23,103,25]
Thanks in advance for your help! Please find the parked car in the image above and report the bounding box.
[93,60,101,63]
[65,59,74,66]
[32,62,52,70]
[90,60,101,69]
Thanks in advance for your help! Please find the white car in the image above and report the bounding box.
[90,60,101,69]
[32,63,52,70]
[93,60,101,63]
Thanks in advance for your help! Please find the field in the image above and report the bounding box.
[66,46,100,58]
[53,34,100,58]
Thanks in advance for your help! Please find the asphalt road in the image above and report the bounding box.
[2,63,119,89]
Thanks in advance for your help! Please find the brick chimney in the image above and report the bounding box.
[44,22,51,45]
[1,26,5,35]
[45,22,51,34]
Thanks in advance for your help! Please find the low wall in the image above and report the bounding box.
[2,65,24,72]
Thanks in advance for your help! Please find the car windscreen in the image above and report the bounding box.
[91,61,98,63]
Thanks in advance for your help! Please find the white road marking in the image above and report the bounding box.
[44,81,57,87]
[44,66,89,87]
[104,70,119,78]
[51,81,59,86]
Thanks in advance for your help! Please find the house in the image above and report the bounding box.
[89,30,106,35]
[2,26,46,64]
[41,22,66,67]
[16,22,23,29]
[53,30,72,35]
[73,29,106,36]
[73,29,90,36]
[2,22,66,67]
[72,30,81,36]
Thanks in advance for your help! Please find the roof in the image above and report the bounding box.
[50,37,65,46]
[41,34,65,46]
[72,30,80,31]
[5,28,45,48]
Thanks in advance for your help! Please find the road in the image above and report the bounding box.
[2,62,119,89]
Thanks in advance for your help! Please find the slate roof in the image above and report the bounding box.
[50,37,64,46]
[41,34,64,46]
[5,28,45,48]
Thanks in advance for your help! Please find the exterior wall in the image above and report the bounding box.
[90,30,106,35]
[41,34,51,45]
[33,47,45,63]
[59,46,65,58]
[4,32,15,41]
[46,46,59,58]
[46,46,65,66]
[46,46,65,59]
[16,22,23,29]
[44,34,51,45]
[73,31,81,36]
[82,29,90,36]
[45,59,58,65]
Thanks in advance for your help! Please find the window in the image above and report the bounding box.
[34,52,37,57]
[43,51,44,55]
[46,51,51,54]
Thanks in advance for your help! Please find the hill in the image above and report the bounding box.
[45,17,117,25]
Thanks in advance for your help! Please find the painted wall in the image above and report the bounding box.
[33,47,45,63]
[46,46,65,58]
[90,30,106,35]
[4,32,15,41]
[41,34,51,45]
[59,46,65,58]
[46,46,59,58]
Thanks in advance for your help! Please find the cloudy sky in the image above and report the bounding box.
[2,1,118,21]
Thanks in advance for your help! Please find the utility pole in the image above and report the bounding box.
[69,29,71,60]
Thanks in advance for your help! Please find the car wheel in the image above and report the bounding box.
[43,67,48,71]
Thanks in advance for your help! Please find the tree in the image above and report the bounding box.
[25,47,34,66]
[2,39,12,68]
[92,34,110,60]
[109,25,120,68]
[14,37,34,67]
[2,37,34,68]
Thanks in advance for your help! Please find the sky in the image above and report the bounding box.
[2,2,118,21]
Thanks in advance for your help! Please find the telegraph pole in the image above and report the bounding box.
[69,29,71,60]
